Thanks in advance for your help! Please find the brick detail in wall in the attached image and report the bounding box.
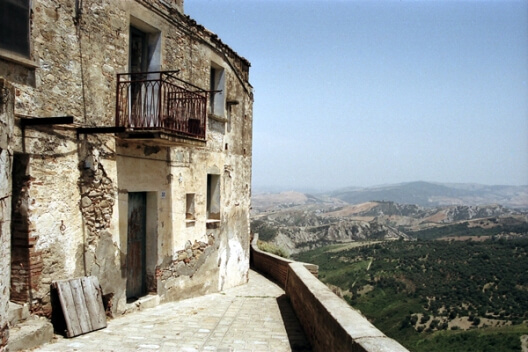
[10,232,42,304]
[10,154,43,305]
[0,322,8,352]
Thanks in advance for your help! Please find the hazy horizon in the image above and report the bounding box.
[251,179,528,195]
[186,0,528,190]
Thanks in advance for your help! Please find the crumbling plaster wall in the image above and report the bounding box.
[0,79,14,351]
[4,0,252,318]
[16,126,85,316]
[157,38,253,295]
[114,138,253,303]
[78,136,122,315]
[154,144,252,301]
[114,142,171,312]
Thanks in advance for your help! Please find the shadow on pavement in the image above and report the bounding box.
[276,294,312,352]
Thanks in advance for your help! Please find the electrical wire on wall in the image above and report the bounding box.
[75,0,88,276]
[75,0,87,125]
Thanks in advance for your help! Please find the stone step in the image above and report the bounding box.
[8,316,53,352]
[124,294,160,315]
[8,302,30,326]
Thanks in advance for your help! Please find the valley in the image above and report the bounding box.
[251,182,528,351]
[252,192,527,255]
[294,240,528,352]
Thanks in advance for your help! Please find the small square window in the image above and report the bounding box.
[207,174,220,220]
[186,193,195,220]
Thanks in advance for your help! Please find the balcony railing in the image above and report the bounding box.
[116,70,207,140]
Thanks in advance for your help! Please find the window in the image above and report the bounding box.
[209,65,225,117]
[127,22,161,127]
[185,193,195,220]
[129,24,161,74]
[206,174,220,220]
[130,27,148,74]
[0,0,31,58]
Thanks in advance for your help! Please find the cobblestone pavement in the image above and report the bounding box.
[34,270,311,352]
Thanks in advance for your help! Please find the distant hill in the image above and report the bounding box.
[329,181,528,208]
[251,196,527,253]
[251,185,528,254]
[251,191,346,213]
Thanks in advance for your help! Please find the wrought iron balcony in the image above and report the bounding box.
[116,70,207,140]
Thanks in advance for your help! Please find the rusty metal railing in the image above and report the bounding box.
[116,70,207,140]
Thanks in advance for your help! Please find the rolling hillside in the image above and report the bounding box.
[329,181,528,209]
[251,182,528,351]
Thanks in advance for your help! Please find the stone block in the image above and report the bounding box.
[8,302,30,327]
[7,316,53,352]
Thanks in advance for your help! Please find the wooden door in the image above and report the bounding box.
[126,192,147,300]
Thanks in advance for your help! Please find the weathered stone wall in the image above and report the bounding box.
[13,126,84,317]
[0,79,14,352]
[15,1,84,121]
[114,134,252,305]
[2,0,252,320]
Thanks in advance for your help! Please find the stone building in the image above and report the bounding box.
[0,70,15,351]
[0,0,252,344]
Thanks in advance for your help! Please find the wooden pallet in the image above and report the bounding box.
[52,276,107,337]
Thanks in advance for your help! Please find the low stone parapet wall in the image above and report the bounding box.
[250,236,409,352]
[250,242,292,287]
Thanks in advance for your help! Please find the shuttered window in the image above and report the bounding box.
[0,0,31,58]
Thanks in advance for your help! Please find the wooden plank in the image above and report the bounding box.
[52,282,71,336]
[53,276,107,337]
[54,281,83,337]
[81,276,107,330]
[70,279,92,334]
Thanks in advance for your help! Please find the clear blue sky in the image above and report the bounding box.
[186,0,528,191]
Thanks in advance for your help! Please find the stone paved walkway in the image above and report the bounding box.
[34,270,311,352]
